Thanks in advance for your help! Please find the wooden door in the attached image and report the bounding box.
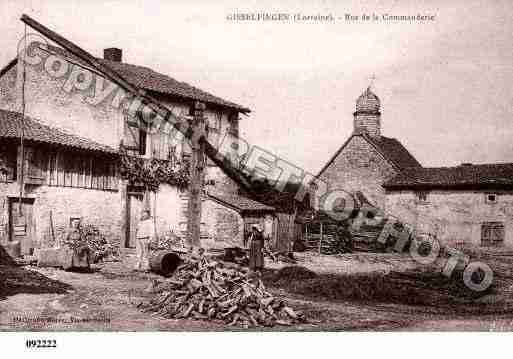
[9,198,35,255]
[126,193,143,248]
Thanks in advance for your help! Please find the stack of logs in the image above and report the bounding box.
[140,255,305,327]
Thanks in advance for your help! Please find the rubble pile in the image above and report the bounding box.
[140,255,305,327]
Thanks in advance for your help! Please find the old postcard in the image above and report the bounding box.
[0,0,512,355]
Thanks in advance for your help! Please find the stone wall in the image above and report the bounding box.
[202,199,244,248]
[317,135,398,209]
[0,182,122,249]
[0,53,124,148]
[153,184,182,236]
[385,190,513,248]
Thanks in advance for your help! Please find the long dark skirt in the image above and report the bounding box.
[249,238,264,270]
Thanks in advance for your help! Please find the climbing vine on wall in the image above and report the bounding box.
[119,151,190,192]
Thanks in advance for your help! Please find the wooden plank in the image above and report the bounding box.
[76,155,83,187]
[91,163,98,189]
[82,157,87,188]
[64,153,72,186]
[72,155,79,187]
[88,157,93,188]
[56,152,64,186]
[46,151,52,185]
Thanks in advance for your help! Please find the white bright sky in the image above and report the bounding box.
[1,0,512,174]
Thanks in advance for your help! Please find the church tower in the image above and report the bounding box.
[353,87,381,138]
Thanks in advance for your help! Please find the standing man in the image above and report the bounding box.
[135,209,155,271]
[249,224,265,271]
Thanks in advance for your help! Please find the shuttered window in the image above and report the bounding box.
[124,114,147,156]
[481,222,504,246]
[149,131,176,162]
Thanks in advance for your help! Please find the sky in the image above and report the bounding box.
[1,0,512,174]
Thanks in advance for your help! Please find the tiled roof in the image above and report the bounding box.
[99,59,250,113]
[31,43,249,113]
[316,134,421,178]
[207,192,275,212]
[367,135,422,170]
[0,109,117,154]
[384,163,513,189]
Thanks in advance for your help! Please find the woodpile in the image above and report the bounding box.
[140,254,305,327]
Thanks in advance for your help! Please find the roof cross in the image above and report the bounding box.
[368,73,376,89]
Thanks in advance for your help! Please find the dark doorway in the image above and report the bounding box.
[8,197,35,255]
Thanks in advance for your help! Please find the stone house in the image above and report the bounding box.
[0,37,255,255]
[0,110,119,255]
[204,191,276,249]
[383,165,513,248]
[314,86,513,248]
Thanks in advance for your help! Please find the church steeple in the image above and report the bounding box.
[353,86,381,138]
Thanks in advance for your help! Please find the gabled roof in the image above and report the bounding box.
[316,133,421,178]
[207,191,275,213]
[384,163,513,190]
[0,109,117,154]
[10,42,250,113]
[99,58,250,113]
[366,135,422,170]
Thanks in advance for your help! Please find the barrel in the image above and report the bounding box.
[149,250,182,277]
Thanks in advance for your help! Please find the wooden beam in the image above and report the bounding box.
[319,222,323,254]
[20,14,252,192]
[186,101,206,250]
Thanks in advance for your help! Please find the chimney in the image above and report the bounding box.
[103,48,122,62]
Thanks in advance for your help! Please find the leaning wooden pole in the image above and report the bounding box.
[20,14,253,193]
[186,102,206,250]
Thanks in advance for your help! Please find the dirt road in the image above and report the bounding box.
[1,258,513,331]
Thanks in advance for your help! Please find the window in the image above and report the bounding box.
[208,111,222,132]
[150,131,177,162]
[415,190,429,203]
[26,147,46,180]
[0,144,16,182]
[481,222,504,247]
[181,152,191,164]
[124,114,146,156]
[485,193,498,204]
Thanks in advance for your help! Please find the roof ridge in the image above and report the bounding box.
[22,42,250,112]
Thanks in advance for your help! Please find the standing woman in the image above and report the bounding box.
[249,224,265,271]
